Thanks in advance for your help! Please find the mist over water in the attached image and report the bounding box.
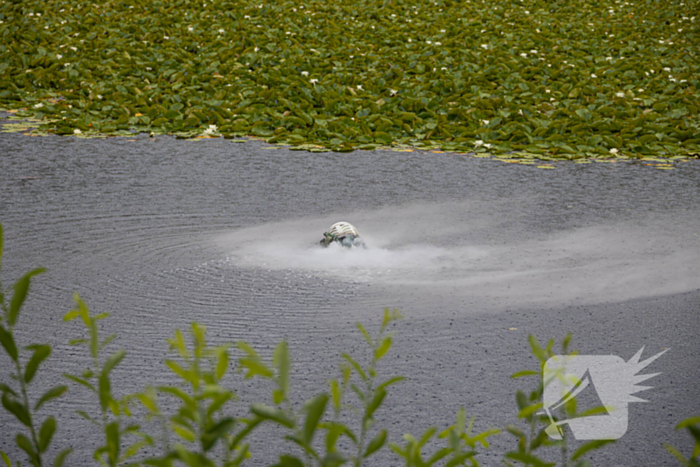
[217,201,700,311]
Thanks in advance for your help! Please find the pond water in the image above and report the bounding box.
[1,130,699,465]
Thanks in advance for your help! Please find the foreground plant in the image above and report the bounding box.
[0,225,71,467]
[136,323,260,467]
[505,335,619,467]
[666,416,700,467]
[62,294,149,467]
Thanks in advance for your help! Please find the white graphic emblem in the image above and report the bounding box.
[541,347,668,440]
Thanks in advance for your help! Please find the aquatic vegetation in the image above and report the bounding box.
[0,0,698,158]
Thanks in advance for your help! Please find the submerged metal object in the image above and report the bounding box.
[320,221,366,249]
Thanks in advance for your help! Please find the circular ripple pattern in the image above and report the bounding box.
[1,129,699,466]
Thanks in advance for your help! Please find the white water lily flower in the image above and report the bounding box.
[591,74,597,78]
[389,89,398,96]
[70,46,77,51]
[609,148,618,154]
[64,63,70,67]
[357,85,363,90]
[606,57,613,60]
[254,47,259,52]
[34,103,44,108]
[97,94,103,99]
[164,36,169,39]
[520,53,527,57]
[426,40,432,44]
[484,143,492,149]
[309,79,318,84]
[518,109,523,116]
[530,49,538,54]
[74,129,82,135]
[56,54,63,59]
[663,67,671,71]
[218,29,225,34]
[482,120,490,125]
[407,38,412,42]
[203,124,218,135]
[435,42,441,45]
[481,44,488,49]
[301,71,309,76]
[474,140,484,147]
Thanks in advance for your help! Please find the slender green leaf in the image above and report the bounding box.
[16,433,39,466]
[250,403,295,428]
[273,341,290,399]
[364,429,387,457]
[2,393,31,426]
[375,336,392,360]
[0,325,18,361]
[303,393,328,445]
[25,344,51,384]
[0,451,10,467]
[571,439,615,460]
[365,388,386,420]
[52,448,72,467]
[341,353,367,381]
[35,385,67,410]
[9,268,45,326]
[63,374,95,392]
[38,417,57,453]
[355,323,373,347]
[102,350,126,375]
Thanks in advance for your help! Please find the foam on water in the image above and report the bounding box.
[217,201,700,310]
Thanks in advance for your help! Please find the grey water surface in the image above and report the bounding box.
[1,129,699,466]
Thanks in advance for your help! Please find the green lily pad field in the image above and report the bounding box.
[1,0,698,158]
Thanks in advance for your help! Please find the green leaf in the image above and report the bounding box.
[35,385,67,410]
[2,393,31,426]
[0,326,18,361]
[303,393,328,445]
[99,373,112,412]
[16,433,39,466]
[9,268,45,326]
[250,403,295,428]
[571,439,615,460]
[102,349,126,375]
[355,323,373,347]
[38,417,57,452]
[0,451,11,467]
[677,416,700,430]
[364,429,387,457]
[375,336,392,360]
[63,374,95,392]
[511,370,539,379]
[0,383,17,397]
[202,417,236,451]
[216,348,229,380]
[25,344,51,384]
[341,353,367,381]
[505,452,555,467]
[90,320,99,360]
[329,379,342,411]
[365,388,386,420]
[272,341,290,400]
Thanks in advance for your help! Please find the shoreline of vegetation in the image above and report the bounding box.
[1,0,699,158]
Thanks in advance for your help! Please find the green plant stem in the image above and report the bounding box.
[13,349,43,467]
